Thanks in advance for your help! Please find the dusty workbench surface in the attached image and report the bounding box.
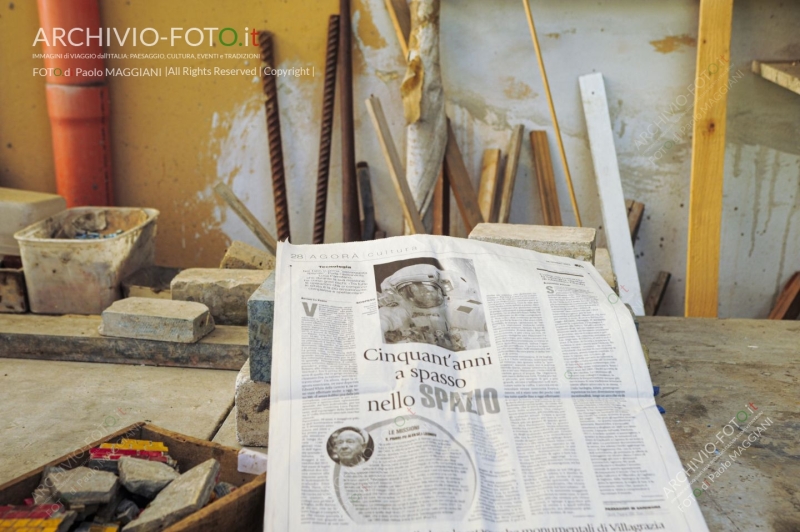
[638,317,800,532]
[0,358,236,485]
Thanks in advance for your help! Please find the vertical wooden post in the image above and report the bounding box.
[432,167,449,235]
[685,0,734,317]
[340,0,361,242]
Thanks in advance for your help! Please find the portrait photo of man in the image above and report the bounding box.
[327,427,374,467]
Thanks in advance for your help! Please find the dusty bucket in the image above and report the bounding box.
[14,207,159,315]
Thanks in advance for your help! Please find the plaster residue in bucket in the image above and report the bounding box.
[49,209,149,240]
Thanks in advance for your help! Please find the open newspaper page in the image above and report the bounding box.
[265,235,708,532]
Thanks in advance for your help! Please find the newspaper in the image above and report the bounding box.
[264,235,709,532]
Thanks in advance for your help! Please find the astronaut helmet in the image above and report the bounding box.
[381,264,452,309]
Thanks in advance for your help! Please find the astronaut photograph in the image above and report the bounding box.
[374,257,490,352]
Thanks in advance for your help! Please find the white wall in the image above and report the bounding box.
[213,0,800,318]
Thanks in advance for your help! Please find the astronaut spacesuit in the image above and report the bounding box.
[378,264,489,351]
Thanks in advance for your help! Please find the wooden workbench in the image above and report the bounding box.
[0,317,796,531]
[638,317,800,532]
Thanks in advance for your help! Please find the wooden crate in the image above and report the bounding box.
[0,423,265,532]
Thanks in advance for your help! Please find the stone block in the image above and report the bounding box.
[48,467,119,506]
[219,241,275,270]
[122,266,181,300]
[0,186,65,256]
[468,223,596,263]
[594,247,618,292]
[171,269,270,326]
[118,456,179,498]
[122,458,219,532]
[236,359,270,448]
[99,297,214,343]
[248,272,275,382]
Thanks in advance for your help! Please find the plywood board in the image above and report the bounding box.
[752,59,800,96]
[579,72,644,315]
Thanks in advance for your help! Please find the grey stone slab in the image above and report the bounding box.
[0,358,236,485]
[49,466,119,506]
[219,241,275,270]
[235,359,270,448]
[171,268,270,325]
[99,298,214,343]
[122,458,219,532]
[594,247,617,292]
[248,272,275,382]
[468,223,597,263]
[118,456,179,498]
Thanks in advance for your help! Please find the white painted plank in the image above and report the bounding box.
[579,73,645,315]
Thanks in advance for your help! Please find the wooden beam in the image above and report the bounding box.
[213,182,277,255]
[498,125,523,223]
[579,72,644,315]
[768,272,800,320]
[432,166,449,235]
[645,271,671,316]
[685,0,734,317]
[385,0,410,59]
[477,149,502,223]
[443,122,484,233]
[0,314,248,369]
[752,60,800,96]
[530,130,561,226]
[340,0,361,242]
[626,199,645,242]
[365,95,426,234]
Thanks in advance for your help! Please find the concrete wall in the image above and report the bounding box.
[0,0,797,318]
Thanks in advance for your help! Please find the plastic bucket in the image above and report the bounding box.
[14,207,159,315]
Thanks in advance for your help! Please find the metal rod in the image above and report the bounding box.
[521,0,582,227]
[258,31,292,242]
[313,15,339,244]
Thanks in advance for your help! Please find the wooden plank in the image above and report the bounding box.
[385,0,410,59]
[432,166,449,236]
[340,0,361,242]
[626,199,645,242]
[0,314,248,369]
[644,271,671,316]
[497,125,523,223]
[213,182,277,255]
[768,271,800,319]
[364,95,426,234]
[477,149,502,223]
[752,59,800,96]
[529,130,561,226]
[443,121,485,233]
[685,0,733,317]
[579,72,644,315]
[637,317,800,531]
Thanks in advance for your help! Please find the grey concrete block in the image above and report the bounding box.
[48,467,119,506]
[118,456,179,498]
[171,268,270,326]
[122,458,219,532]
[469,223,597,263]
[99,297,214,343]
[248,272,275,382]
[236,358,270,448]
[220,241,275,270]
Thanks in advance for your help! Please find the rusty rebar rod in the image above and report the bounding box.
[258,31,291,242]
[313,15,340,244]
[339,0,361,242]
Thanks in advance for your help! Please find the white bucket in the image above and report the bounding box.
[14,207,159,315]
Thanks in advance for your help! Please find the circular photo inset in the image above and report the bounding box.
[327,427,374,467]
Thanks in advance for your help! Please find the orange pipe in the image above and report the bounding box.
[37,0,112,206]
